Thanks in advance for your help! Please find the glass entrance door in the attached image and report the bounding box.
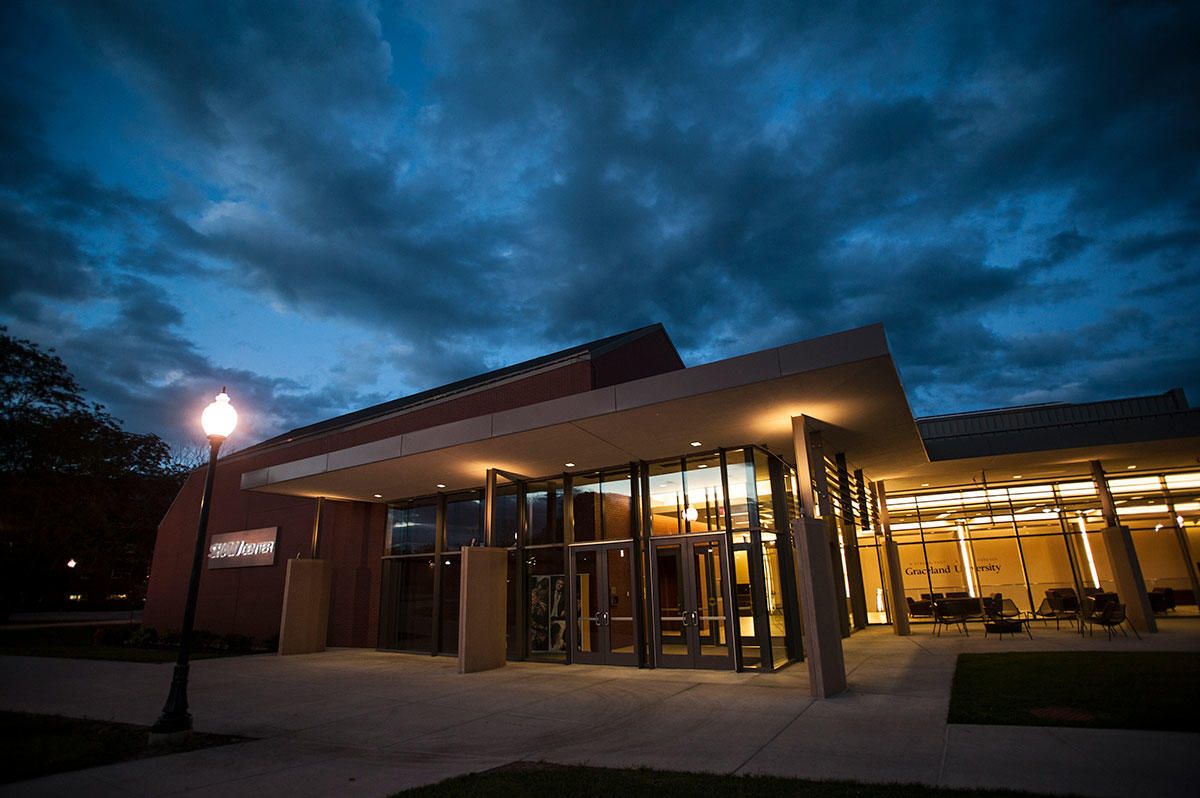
[649,534,735,669]
[569,542,637,666]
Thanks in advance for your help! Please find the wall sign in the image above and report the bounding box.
[207,527,278,569]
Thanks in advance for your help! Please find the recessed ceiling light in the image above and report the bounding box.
[373,494,382,499]
[1012,475,1023,479]
[1127,465,1137,469]
[564,462,575,468]
[697,464,708,468]
[690,441,702,447]
[436,483,446,489]
[921,483,929,487]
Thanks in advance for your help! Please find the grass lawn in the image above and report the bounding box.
[398,762,1048,797]
[949,651,1200,731]
[0,624,241,663]
[0,711,247,784]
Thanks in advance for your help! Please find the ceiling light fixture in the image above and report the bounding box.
[564,462,575,468]
[689,441,702,447]
[436,483,446,489]
[1127,465,1137,470]
[373,494,382,499]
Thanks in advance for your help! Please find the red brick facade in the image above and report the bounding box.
[143,327,681,647]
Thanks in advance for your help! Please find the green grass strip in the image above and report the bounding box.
[398,762,1051,797]
[0,711,247,784]
[949,651,1200,731]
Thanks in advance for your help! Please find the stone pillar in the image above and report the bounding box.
[278,558,333,655]
[872,480,910,636]
[1163,493,1200,609]
[458,546,507,673]
[791,415,847,698]
[1091,460,1156,633]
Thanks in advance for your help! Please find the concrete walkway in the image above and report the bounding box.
[2,619,1198,797]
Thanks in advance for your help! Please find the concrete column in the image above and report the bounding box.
[458,546,507,673]
[791,416,848,697]
[278,558,333,655]
[800,428,850,638]
[1162,492,1200,608]
[874,480,910,636]
[1090,460,1156,633]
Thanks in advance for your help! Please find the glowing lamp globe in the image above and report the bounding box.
[201,389,238,439]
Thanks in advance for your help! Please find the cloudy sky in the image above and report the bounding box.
[3,1,1197,452]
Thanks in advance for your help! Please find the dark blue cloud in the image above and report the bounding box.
[1,0,1197,449]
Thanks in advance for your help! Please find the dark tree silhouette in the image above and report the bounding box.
[1,328,188,616]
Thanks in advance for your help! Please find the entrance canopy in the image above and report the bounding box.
[241,324,929,502]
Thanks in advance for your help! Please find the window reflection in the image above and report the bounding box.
[444,494,483,550]
[725,449,753,529]
[648,460,684,535]
[387,503,436,555]
[685,454,724,532]
[526,480,564,545]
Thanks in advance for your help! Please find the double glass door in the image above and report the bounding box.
[570,542,637,666]
[649,534,735,669]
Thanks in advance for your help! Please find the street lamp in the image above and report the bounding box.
[151,388,237,739]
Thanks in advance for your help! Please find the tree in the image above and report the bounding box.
[0,328,188,615]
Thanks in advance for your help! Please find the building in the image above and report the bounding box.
[143,323,1200,692]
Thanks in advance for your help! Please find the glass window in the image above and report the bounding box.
[382,557,435,651]
[526,546,566,660]
[970,535,1031,613]
[732,536,760,668]
[494,484,519,548]
[725,449,753,530]
[858,543,888,624]
[526,480,564,545]
[685,453,724,532]
[572,473,602,542]
[387,503,436,555]
[439,555,461,654]
[601,470,635,540]
[444,494,483,550]
[648,460,684,535]
[754,449,775,530]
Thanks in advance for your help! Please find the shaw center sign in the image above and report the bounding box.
[207,527,278,569]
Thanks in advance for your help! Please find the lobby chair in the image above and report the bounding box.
[983,597,1032,639]
[906,596,933,621]
[1035,594,1076,629]
[1095,603,1140,641]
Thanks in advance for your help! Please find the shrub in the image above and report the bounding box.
[222,633,253,654]
[159,629,180,648]
[191,629,219,651]
[127,625,158,647]
[92,624,134,646]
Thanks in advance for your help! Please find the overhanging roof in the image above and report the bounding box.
[240,324,930,502]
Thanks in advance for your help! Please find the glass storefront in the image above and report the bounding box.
[885,469,1200,621]
[378,445,808,671]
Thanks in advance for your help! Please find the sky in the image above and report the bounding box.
[2,1,1198,453]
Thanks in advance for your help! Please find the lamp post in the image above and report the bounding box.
[151,388,237,739]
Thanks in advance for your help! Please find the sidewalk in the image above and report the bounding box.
[2,619,1198,797]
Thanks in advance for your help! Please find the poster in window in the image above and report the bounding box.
[529,574,566,653]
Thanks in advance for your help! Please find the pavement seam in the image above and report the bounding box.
[936,720,951,787]
[727,693,817,776]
